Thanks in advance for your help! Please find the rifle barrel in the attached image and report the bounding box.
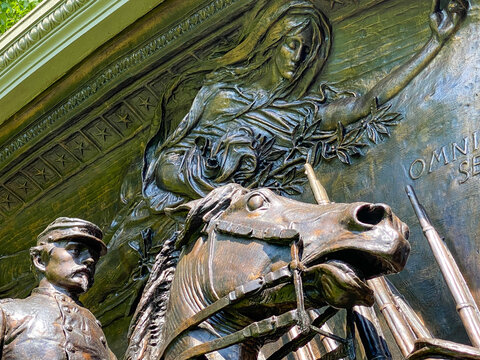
[406,185,480,348]
[368,277,416,357]
[304,163,395,359]
[304,163,330,204]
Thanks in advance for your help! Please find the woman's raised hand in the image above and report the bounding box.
[430,0,469,44]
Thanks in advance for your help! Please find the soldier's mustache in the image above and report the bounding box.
[70,266,92,278]
[70,266,94,292]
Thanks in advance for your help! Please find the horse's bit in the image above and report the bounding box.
[158,238,354,360]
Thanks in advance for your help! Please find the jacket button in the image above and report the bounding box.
[65,324,73,332]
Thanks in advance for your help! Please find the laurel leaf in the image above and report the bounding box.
[292,124,302,140]
[258,163,273,186]
[343,128,361,144]
[350,146,365,156]
[284,185,302,195]
[375,123,390,136]
[305,119,322,138]
[283,168,296,184]
[266,149,286,162]
[381,113,401,122]
[337,150,351,164]
[367,126,378,144]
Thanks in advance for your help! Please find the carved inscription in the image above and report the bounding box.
[408,131,480,184]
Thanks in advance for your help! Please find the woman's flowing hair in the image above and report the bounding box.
[205,0,331,103]
[143,0,331,180]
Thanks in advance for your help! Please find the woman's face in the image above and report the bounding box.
[274,24,313,81]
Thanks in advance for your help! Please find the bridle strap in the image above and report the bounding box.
[291,239,310,333]
[158,266,292,359]
[266,306,339,360]
[160,241,341,360]
[178,306,341,360]
[177,310,300,360]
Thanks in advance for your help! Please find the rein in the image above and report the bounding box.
[158,237,343,360]
[157,265,293,358]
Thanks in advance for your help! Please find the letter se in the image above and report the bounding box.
[458,155,480,184]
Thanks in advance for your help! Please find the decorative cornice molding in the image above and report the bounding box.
[0,0,241,168]
[0,0,167,127]
[0,0,93,71]
[0,85,158,217]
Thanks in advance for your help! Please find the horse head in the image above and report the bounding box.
[128,183,410,360]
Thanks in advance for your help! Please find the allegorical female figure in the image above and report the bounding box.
[86,0,468,336]
[142,0,467,212]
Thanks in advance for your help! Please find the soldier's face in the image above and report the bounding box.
[44,240,99,294]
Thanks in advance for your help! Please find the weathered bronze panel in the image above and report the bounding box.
[0,0,478,357]
[313,0,480,347]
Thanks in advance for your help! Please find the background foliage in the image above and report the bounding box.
[0,0,43,34]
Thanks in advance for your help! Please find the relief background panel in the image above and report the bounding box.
[0,0,473,356]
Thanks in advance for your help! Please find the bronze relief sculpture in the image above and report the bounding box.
[83,0,471,356]
[0,218,116,360]
[126,183,410,359]
[142,0,467,212]
[0,0,477,357]
[93,0,466,317]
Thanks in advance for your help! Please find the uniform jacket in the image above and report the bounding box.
[0,287,117,360]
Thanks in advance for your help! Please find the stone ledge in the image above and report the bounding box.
[0,0,92,71]
[0,0,164,126]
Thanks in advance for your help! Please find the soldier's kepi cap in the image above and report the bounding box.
[37,217,107,256]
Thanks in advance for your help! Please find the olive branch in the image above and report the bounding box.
[319,98,402,165]
[247,98,402,195]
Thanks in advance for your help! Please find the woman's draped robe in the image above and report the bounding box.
[143,83,325,212]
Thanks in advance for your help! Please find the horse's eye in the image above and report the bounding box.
[247,194,265,211]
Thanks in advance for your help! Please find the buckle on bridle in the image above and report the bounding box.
[290,238,310,334]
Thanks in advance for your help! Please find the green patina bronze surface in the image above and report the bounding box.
[0,0,478,357]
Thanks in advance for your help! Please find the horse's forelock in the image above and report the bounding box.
[175,184,249,248]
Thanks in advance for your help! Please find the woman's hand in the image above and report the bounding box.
[430,0,469,44]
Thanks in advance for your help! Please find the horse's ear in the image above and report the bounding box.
[166,184,249,249]
[165,199,202,223]
[166,199,206,250]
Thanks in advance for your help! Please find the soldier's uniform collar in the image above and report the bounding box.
[31,286,82,306]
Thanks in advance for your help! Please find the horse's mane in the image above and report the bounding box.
[124,232,180,360]
[124,184,248,359]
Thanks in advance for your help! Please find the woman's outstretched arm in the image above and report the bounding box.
[319,0,468,130]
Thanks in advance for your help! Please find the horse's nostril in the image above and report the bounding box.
[355,204,387,226]
[402,223,410,240]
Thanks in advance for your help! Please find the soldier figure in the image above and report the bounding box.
[0,217,117,359]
